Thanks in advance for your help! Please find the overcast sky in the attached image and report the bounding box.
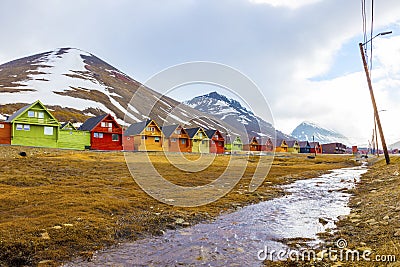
[1,0,400,145]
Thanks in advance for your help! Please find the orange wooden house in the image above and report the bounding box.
[123,120,163,151]
[161,124,191,152]
[244,137,262,152]
[0,121,11,145]
[205,129,225,154]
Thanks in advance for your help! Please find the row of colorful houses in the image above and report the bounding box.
[0,100,346,154]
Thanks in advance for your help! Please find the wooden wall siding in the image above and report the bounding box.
[8,101,60,148]
[89,115,123,151]
[11,124,58,148]
[0,122,11,145]
[58,130,91,150]
[225,137,243,152]
[135,135,163,151]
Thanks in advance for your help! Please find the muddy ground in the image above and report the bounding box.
[0,146,356,266]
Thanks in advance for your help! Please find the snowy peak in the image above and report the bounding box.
[0,48,246,137]
[291,121,349,145]
[185,92,292,140]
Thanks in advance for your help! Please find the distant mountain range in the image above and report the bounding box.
[0,47,247,138]
[291,121,350,145]
[184,91,292,141]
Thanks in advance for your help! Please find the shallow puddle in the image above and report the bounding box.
[65,165,367,266]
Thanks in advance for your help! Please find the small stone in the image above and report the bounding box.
[360,242,367,246]
[175,218,185,225]
[237,247,244,253]
[41,232,50,240]
[52,225,62,230]
[365,219,376,224]
[338,215,347,221]
[383,215,390,220]
[394,230,400,237]
[395,207,400,212]
[380,221,389,226]
[63,223,73,227]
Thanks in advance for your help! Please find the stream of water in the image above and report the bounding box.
[65,165,367,267]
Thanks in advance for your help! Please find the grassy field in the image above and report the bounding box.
[0,146,357,266]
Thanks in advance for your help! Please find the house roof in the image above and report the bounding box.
[161,124,179,138]
[79,114,108,131]
[286,140,299,147]
[309,142,321,147]
[205,129,217,139]
[5,104,31,122]
[6,100,59,124]
[61,122,77,130]
[185,127,202,138]
[124,119,152,136]
[275,139,288,146]
[298,141,310,148]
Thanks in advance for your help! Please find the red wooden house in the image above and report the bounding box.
[205,129,225,154]
[0,121,11,145]
[244,137,262,152]
[79,114,123,150]
[262,138,274,152]
[309,142,323,154]
[161,124,191,152]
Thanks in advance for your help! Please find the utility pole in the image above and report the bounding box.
[359,43,390,164]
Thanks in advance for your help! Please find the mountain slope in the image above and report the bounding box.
[184,91,292,141]
[291,121,349,145]
[0,48,245,138]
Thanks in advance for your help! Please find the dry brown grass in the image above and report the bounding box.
[0,146,356,266]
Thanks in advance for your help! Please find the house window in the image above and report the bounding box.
[28,111,35,117]
[101,122,106,127]
[127,137,130,141]
[38,112,44,119]
[141,135,147,140]
[24,125,30,131]
[44,126,53,135]
[202,140,206,144]
[211,140,215,144]
[0,124,4,129]
[174,129,180,134]
[171,138,177,142]
[108,122,112,128]
[94,132,103,138]
[146,127,155,132]
[112,134,119,141]
[198,133,202,138]
[155,137,160,143]
[16,124,23,130]
[181,139,186,144]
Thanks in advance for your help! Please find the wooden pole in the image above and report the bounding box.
[359,43,390,164]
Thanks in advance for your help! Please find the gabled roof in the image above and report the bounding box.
[6,100,59,124]
[79,114,108,131]
[275,139,288,146]
[185,127,206,139]
[249,136,259,145]
[205,129,217,139]
[124,119,153,136]
[286,140,299,147]
[61,122,77,130]
[298,141,310,148]
[309,142,321,147]
[161,124,180,138]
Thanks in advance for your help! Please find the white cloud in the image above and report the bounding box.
[248,0,322,9]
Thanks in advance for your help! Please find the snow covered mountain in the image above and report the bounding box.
[184,92,292,141]
[291,121,350,145]
[0,47,245,137]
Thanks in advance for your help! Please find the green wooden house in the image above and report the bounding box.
[58,122,90,150]
[6,100,60,148]
[185,127,209,153]
[225,136,243,153]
